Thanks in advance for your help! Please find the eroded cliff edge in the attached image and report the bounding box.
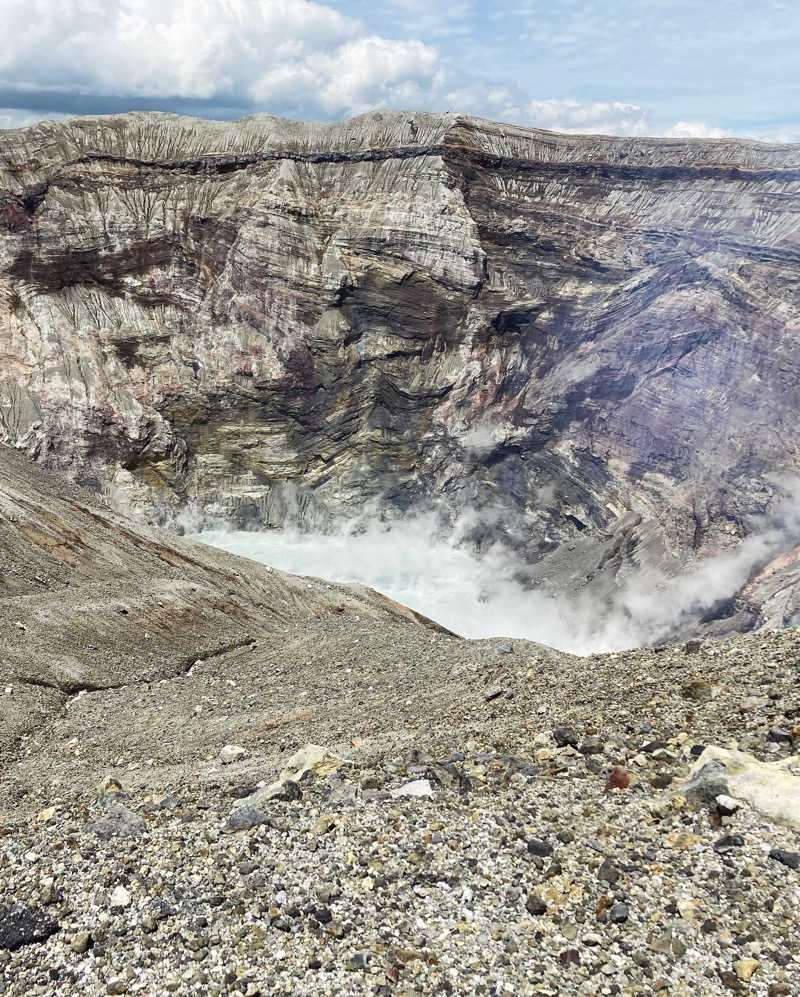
[1,110,800,635]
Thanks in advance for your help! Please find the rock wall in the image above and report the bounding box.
[2,110,800,632]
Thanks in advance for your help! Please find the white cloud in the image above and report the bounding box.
[527,98,650,135]
[0,0,441,119]
[0,107,71,130]
[250,34,441,116]
[663,120,731,139]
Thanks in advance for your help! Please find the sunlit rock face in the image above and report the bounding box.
[1,110,800,634]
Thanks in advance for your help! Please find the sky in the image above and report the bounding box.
[1,0,798,140]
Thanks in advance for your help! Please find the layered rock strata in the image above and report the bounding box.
[1,111,800,633]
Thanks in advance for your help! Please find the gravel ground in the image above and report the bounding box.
[2,622,800,996]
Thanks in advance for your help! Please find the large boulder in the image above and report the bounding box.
[682,746,800,829]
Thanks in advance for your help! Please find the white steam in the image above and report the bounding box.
[192,480,800,655]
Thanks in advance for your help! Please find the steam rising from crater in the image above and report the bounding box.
[193,479,800,655]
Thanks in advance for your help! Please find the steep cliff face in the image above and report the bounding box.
[1,111,800,634]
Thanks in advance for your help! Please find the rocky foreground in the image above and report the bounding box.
[1,445,800,995]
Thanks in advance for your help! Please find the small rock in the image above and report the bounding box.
[716,795,742,817]
[345,951,370,971]
[597,859,620,884]
[769,848,800,870]
[605,767,631,791]
[552,726,579,748]
[96,776,125,799]
[525,894,547,916]
[609,903,629,924]
[390,779,434,799]
[69,931,92,954]
[579,735,604,756]
[85,804,146,841]
[681,678,713,703]
[714,834,745,853]
[733,958,760,982]
[649,928,681,956]
[219,744,247,765]
[767,729,792,745]
[110,886,131,909]
[0,907,59,951]
[718,969,744,991]
[314,815,337,836]
[261,779,302,803]
[244,744,346,807]
[526,839,553,857]
[106,978,127,995]
[225,807,270,832]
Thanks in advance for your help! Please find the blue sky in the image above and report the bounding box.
[1,0,798,140]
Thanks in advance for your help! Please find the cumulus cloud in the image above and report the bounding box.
[664,120,731,139]
[527,98,650,135]
[0,0,442,120]
[250,35,442,117]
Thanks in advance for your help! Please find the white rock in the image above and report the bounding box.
[110,886,131,908]
[219,744,247,765]
[715,794,742,816]
[684,746,800,829]
[390,779,434,799]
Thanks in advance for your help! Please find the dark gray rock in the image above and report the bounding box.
[225,807,270,832]
[579,736,604,756]
[525,894,547,916]
[609,903,629,924]
[553,726,579,748]
[597,859,621,884]
[85,804,147,840]
[767,728,793,744]
[769,848,800,870]
[526,839,554,858]
[428,762,472,794]
[714,834,745,853]
[0,907,59,950]
[683,759,730,807]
